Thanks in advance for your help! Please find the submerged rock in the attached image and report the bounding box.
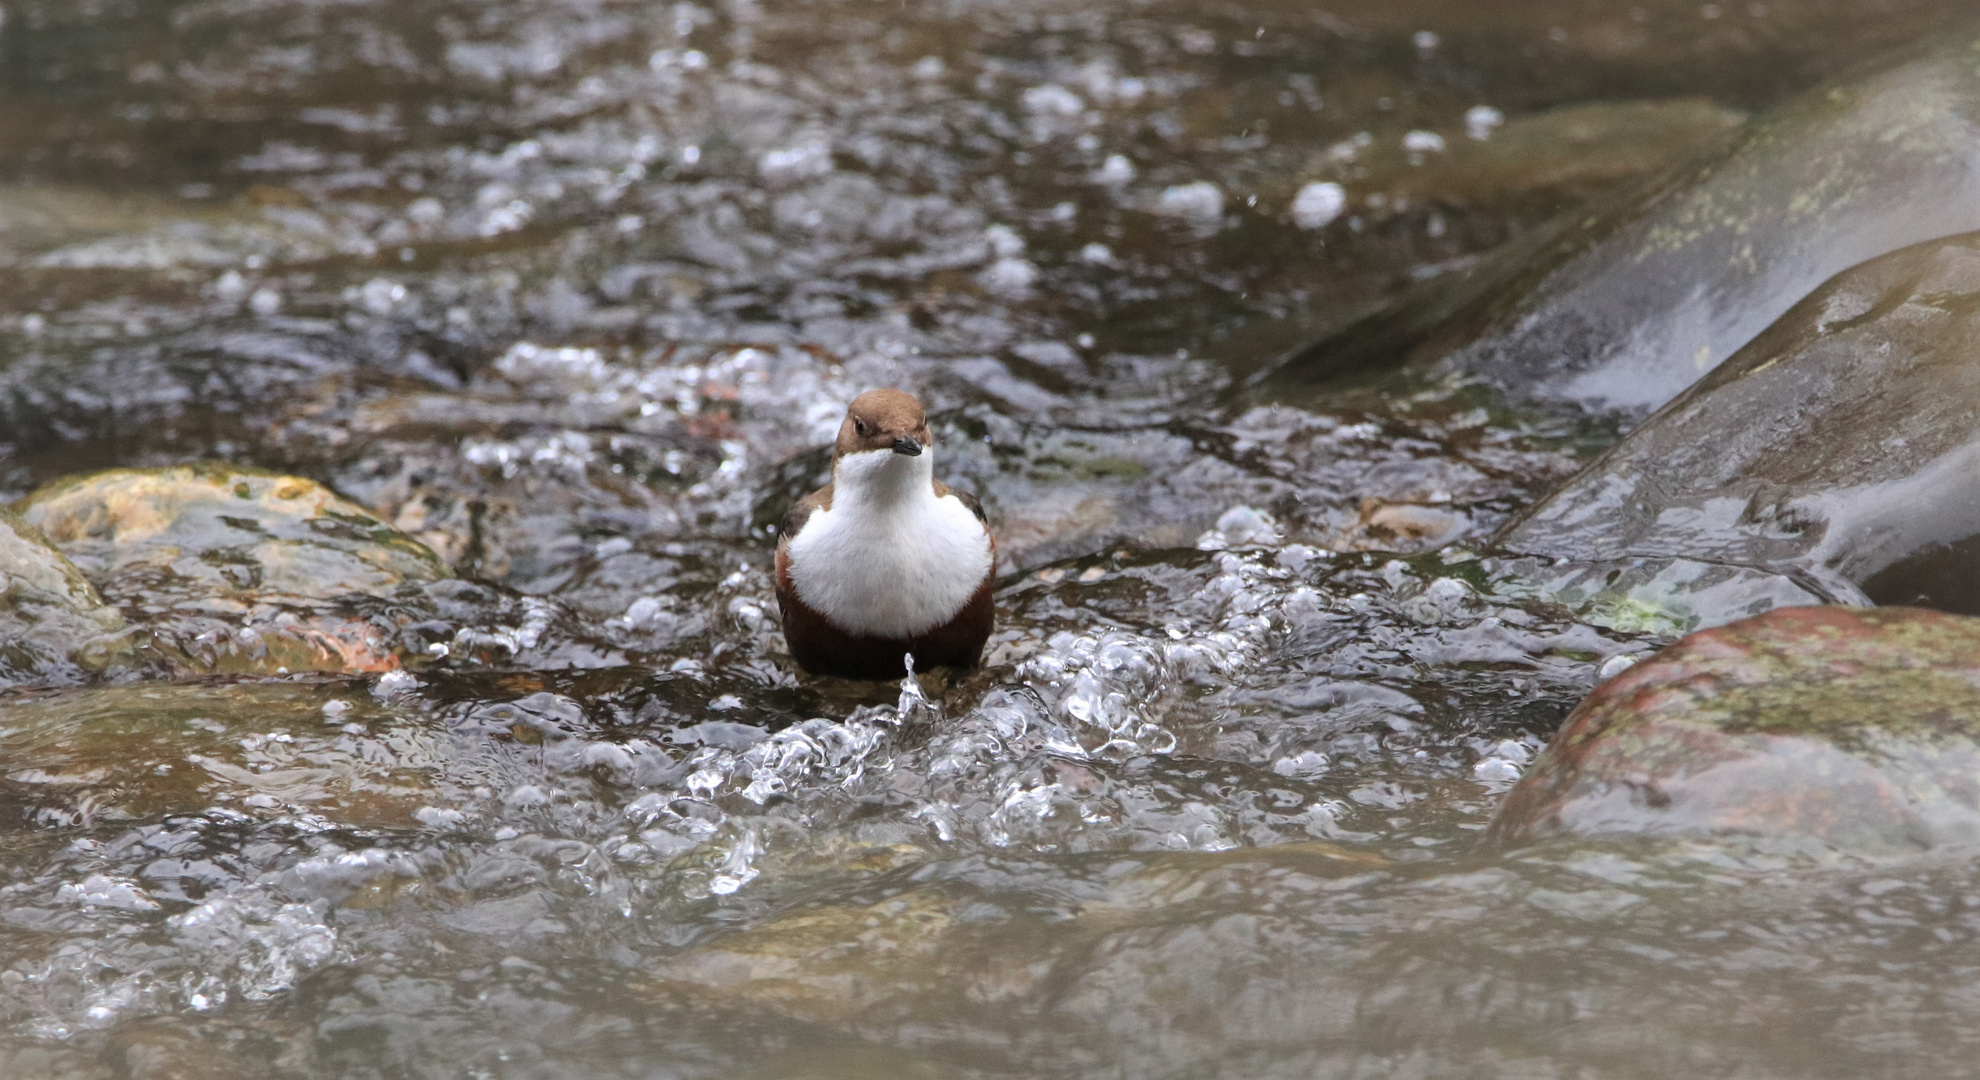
[0,508,127,685]
[1264,27,1980,415]
[16,465,448,674]
[652,889,973,1025]
[1482,555,1833,637]
[1489,606,1980,851]
[648,844,1382,1029]
[1497,232,1980,614]
[104,1021,270,1080]
[0,680,450,829]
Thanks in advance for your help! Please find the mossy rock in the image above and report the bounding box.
[0,507,128,686]
[17,463,447,600]
[1489,606,1980,851]
[14,465,450,676]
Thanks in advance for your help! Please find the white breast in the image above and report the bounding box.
[786,449,993,639]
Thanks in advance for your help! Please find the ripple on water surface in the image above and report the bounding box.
[0,0,1977,1074]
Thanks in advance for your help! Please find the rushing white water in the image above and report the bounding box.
[0,0,1974,1075]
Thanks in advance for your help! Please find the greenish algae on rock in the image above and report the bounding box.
[1495,231,1980,616]
[0,506,127,686]
[15,464,448,675]
[18,464,446,597]
[1488,606,1980,851]
[1263,27,1980,416]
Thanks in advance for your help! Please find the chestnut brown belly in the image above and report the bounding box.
[775,573,994,680]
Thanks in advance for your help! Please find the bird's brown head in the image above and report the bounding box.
[835,389,932,459]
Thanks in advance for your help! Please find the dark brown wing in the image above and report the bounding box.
[933,481,987,524]
[778,485,834,544]
[774,484,833,620]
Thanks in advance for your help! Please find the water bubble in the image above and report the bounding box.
[1022,84,1085,117]
[58,875,159,912]
[1402,130,1447,154]
[984,223,1026,258]
[416,806,467,828]
[1273,751,1330,779]
[355,277,408,315]
[978,257,1039,296]
[1466,104,1506,140]
[1198,505,1282,549]
[1291,181,1347,229]
[170,893,337,1001]
[759,141,834,183]
[1093,154,1137,185]
[479,199,534,236]
[1598,654,1640,679]
[371,669,418,700]
[1157,181,1226,224]
[504,785,552,807]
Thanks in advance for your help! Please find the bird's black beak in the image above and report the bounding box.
[891,436,923,456]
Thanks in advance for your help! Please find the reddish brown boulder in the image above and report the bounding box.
[1488,605,1980,851]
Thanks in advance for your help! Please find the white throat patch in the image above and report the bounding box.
[785,448,993,639]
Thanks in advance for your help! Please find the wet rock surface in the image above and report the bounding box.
[0,0,1975,1076]
[1490,606,1980,851]
[1266,24,1980,416]
[15,466,453,677]
[19,465,447,600]
[1482,554,1831,637]
[0,509,126,686]
[1499,231,1980,615]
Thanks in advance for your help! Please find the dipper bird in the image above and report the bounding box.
[774,389,996,679]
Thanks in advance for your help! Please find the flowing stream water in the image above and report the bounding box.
[1,0,1979,1075]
